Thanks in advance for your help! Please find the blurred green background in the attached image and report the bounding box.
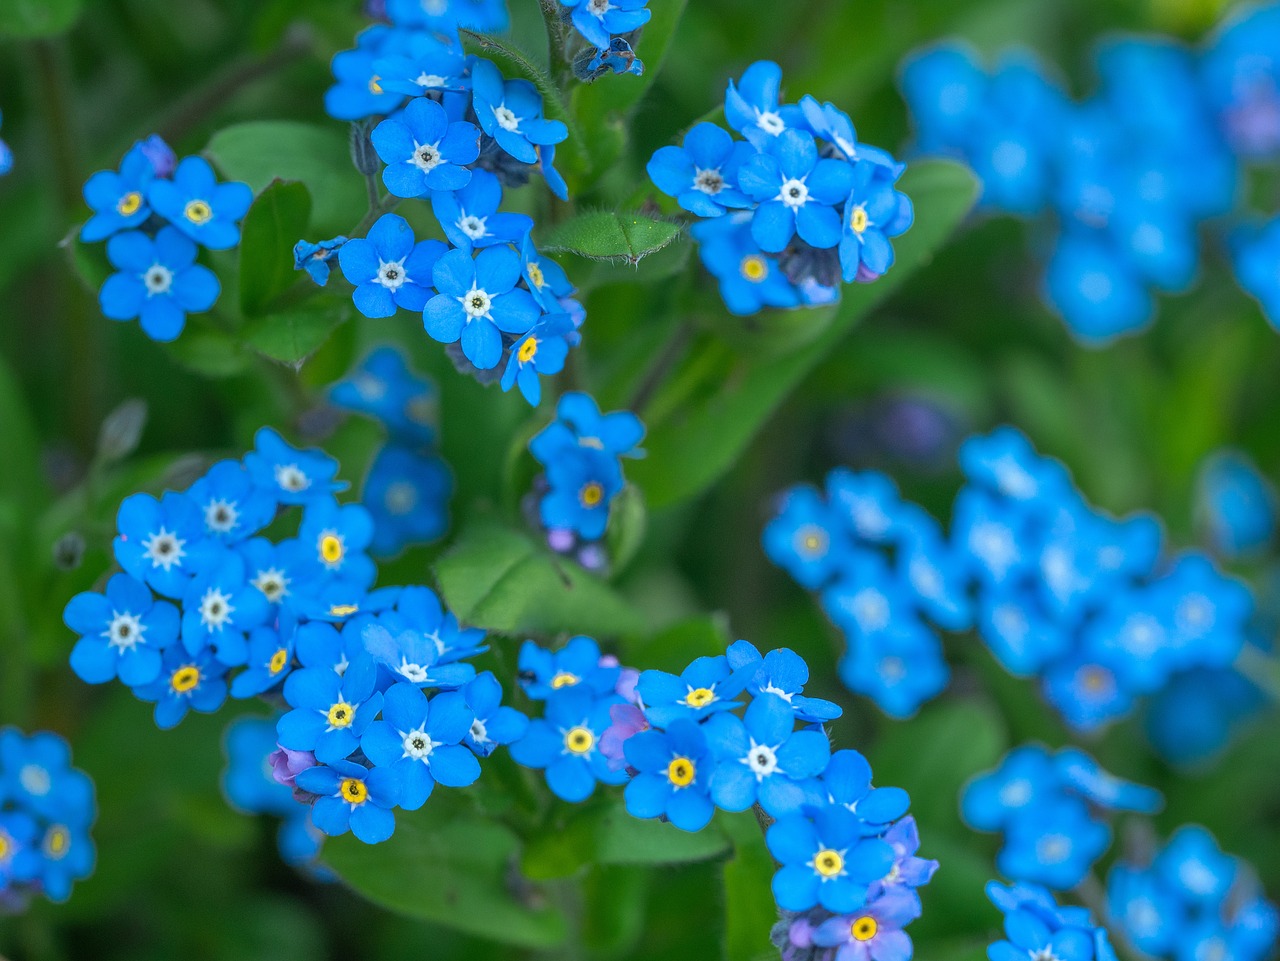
[1,0,1278,958]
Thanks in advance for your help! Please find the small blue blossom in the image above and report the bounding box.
[424,245,543,369]
[361,622,477,689]
[558,0,651,51]
[725,640,843,722]
[65,573,179,686]
[385,0,509,30]
[376,586,487,665]
[1153,825,1236,908]
[0,730,96,826]
[1042,656,1134,732]
[295,759,401,844]
[81,140,161,242]
[470,59,568,165]
[362,444,453,555]
[230,627,296,698]
[330,346,438,446]
[725,61,807,148]
[131,647,229,729]
[837,623,949,719]
[738,128,856,253]
[460,672,528,757]
[179,548,271,666]
[635,655,754,728]
[518,636,620,700]
[372,96,480,197]
[872,817,939,899]
[430,168,534,252]
[767,804,896,912]
[186,459,277,544]
[509,687,627,802]
[222,716,296,817]
[530,391,646,460]
[360,684,480,810]
[297,500,376,591]
[278,655,384,764]
[1196,449,1277,557]
[324,26,407,121]
[988,900,1097,961]
[244,426,346,505]
[961,744,1058,833]
[1053,748,1162,814]
[293,236,349,286]
[99,228,221,342]
[819,749,910,831]
[586,38,645,78]
[647,122,756,217]
[147,156,252,250]
[812,890,922,961]
[339,213,446,319]
[623,719,716,832]
[373,32,469,97]
[501,313,573,406]
[113,491,211,598]
[690,214,801,315]
[519,232,574,312]
[839,158,912,283]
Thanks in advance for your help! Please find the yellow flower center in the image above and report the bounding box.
[796,524,829,556]
[527,262,546,289]
[320,534,344,565]
[850,205,869,234]
[184,200,212,225]
[171,666,201,693]
[550,672,579,689]
[329,604,359,617]
[340,777,368,804]
[44,826,71,860]
[739,255,768,283]
[667,757,696,787]
[564,726,594,755]
[328,701,355,728]
[368,75,383,95]
[580,482,604,507]
[269,648,289,674]
[684,687,716,708]
[852,917,877,941]
[518,337,539,363]
[813,848,844,878]
[1081,666,1112,693]
[117,191,143,216]
[0,835,9,860]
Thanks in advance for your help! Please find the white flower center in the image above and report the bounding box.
[460,286,493,320]
[376,258,409,291]
[693,167,725,195]
[20,764,51,797]
[395,659,433,684]
[587,0,612,15]
[1036,834,1071,864]
[457,214,488,241]
[492,104,521,133]
[385,481,418,515]
[143,527,186,572]
[415,72,449,89]
[469,718,489,743]
[274,464,310,493]
[999,778,1032,807]
[879,656,906,683]
[204,498,239,534]
[756,110,786,135]
[779,178,809,209]
[143,263,174,296]
[103,610,147,651]
[355,373,385,400]
[402,728,436,760]
[411,141,443,173]
[850,588,890,632]
[199,587,235,632]
[253,567,289,603]
[742,740,780,780]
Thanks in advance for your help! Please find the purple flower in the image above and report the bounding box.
[812,890,922,961]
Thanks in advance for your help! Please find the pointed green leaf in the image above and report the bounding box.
[242,303,348,368]
[238,179,312,316]
[538,210,682,264]
[596,801,732,864]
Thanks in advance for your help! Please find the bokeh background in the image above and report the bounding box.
[1,0,1278,958]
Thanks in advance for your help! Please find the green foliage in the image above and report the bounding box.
[238,180,312,317]
[0,0,81,37]
[539,209,682,264]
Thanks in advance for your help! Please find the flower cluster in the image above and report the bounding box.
[1196,449,1277,560]
[962,744,1162,890]
[986,881,1121,961]
[1107,825,1278,961]
[510,636,939,956]
[526,391,645,566]
[764,427,1264,760]
[81,135,251,342]
[0,108,11,177]
[647,61,913,317]
[899,7,1280,341]
[763,469,966,718]
[0,729,97,905]
[329,346,453,555]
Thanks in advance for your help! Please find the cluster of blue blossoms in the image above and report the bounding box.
[648,61,913,317]
[986,882,1121,961]
[0,730,96,907]
[308,3,595,406]
[81,135,251,342]
[765,427,1265,762]
[525,392,645,568]
[963,744,1161,890]
[1107,825,1279,961]
[901,3,1280,341]
[510,636,938,960]
[554,0,651,79]
[329,346,453,556]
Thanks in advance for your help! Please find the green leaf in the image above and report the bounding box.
[721,812,779,961]
[629,160,978,508]
[596,801,732,864]
[538,210,682,264]
[605,484,647,574]
[242,304,348,368]
[0,0,81,36]
[205,122,366,236]
[238,179,312,317]
[164,325,253,379]
[323,812,568,949]
[434,517,647,636]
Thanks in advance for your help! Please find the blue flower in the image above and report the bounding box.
[763,485,850,590]
[323,26,407,121]
[819,749,910,831]
[424,245,542,369]
[113,491,211,598]
[839,158,912,283]
[738,129,856,253]
[81,141,161,242]
[518,636,620,700]
[799,95,861,159]
[361,684,480,810]
[373,32,469,97]
[236,536,318,611]
[363,444,452,555]
[0,729,96,826]
[339,213,446,319]
[961,744,1058,833]
[623,719,716,831]
[431,168,534,252]
[530,391,646,460]
[361,622,477,689]
[501,313,573,406]
[1196,450,1277,558]
[585,38,645,78]
[960,427,1072,503]
[278,655,384,764]
[330,346,438,446]
[373,96,480,197]
[1153,825,1236,908]
[230,627,296,698]
[767,805,896,912]
[979,591,1070,677]
[376,586,487,665]
[812,890,922,961]
[635,655,754,728]
[297,500,376,591]
[1041,655,1134,732]
[872,817,939,899]
[998,798,1110,891]
[647,122,756,218]
[33,818,96,903]
[702,692,830,817]
[508,687,627,802]
[131,647,229,729]
[99,228,221,342]
[537,444,623,540]
[244,426,346,505]
[520,232,574,312]
[1044,232,1153,345]
[470,59,568,165]
[386,0,509,30]
[690,214,801,315]
[0,811,40,889]
[295,759,401,844]
[836,623,949,719]
[988,905,1097,961]
[147,156,252,250]
[186,459,277,543]
[460,672,529,757]
[1106,865,1181,956]
[179,548,271,666]
[724,640,842,722]
[65,573,179,686]
[896,514,972,631]
[294,621,365,674]
[951,489,1032,585]
[559,0,651,50]
[222,716,296,817]
[293,236,349,286]
[725,61,807,148]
